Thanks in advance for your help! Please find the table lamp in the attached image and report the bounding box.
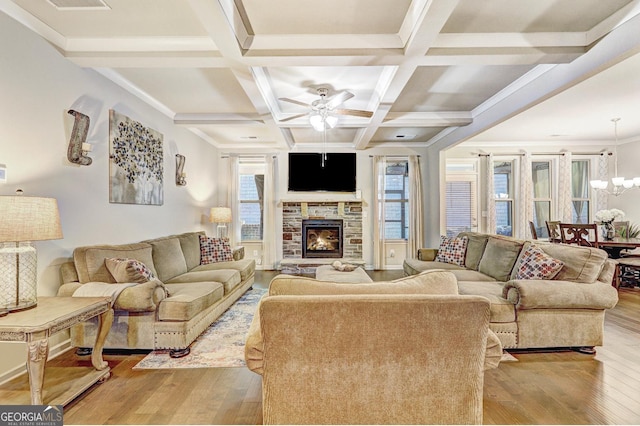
[209,207,232,238]
[0,193,63,316]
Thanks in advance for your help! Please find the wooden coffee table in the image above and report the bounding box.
[0,297,113,405]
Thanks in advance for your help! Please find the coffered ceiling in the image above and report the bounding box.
[3,0,640,151]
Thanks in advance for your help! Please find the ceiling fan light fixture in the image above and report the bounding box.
[309,112,337,132]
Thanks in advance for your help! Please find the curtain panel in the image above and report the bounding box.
[517,152,533,239]
[485,154,496,234]
[263,155,278,270]
[372,156,386,270]
[408,155,424,258]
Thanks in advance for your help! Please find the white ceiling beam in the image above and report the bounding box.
[244,34,404,50]
[435,32,588,48]
[382,112,473,127]
[187,0,244,59]
[0,1,67,50]
[404,0,462,56]
[587,0,640,44]
[427,12,640,151]
[174,113,263,125]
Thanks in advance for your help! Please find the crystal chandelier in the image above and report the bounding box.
[589,118,640,196]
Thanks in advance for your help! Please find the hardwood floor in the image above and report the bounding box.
[49,271,640,424]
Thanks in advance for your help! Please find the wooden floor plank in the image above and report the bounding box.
[52,272,640,425]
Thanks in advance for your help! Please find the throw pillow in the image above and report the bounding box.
[515,244,564,280]
[105,258,155,283]
[331,260,358,272]
[435,235,468,266]
[200,235,234,264]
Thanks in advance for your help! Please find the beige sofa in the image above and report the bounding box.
[403,232,619,352]
[245,271,501,424]
[58,231,255,357]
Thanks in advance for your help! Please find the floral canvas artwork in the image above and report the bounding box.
[109,110,164,205]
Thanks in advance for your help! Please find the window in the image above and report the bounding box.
[239,162,265,241]
[532,161,552,238]
[494,161,514,236]
[571,160,590,223]
[383,160,408,239]
[445,161,478,237]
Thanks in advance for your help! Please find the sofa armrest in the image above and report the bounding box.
[232,246,245,261]
[57,282,83,297]
[503,279,619,310]
[417,248,438,261]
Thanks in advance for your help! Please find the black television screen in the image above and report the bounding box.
[288,152,356,192]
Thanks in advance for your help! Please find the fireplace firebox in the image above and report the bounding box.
[302,219,343,258]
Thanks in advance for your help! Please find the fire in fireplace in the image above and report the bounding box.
[302,219,343,258]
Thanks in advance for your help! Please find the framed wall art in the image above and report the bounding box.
[109,110,164,205]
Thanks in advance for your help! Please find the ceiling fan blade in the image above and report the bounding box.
[334,108,373,118]
[326,91,354,109]
[279,97,312,108]
[279,112,309,122]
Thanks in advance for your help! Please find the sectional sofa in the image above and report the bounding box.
[403,232,619,352]
[57,231,255,357]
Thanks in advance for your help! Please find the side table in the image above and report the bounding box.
[0,296,113,405]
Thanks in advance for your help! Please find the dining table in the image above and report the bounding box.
[597,237,640,258]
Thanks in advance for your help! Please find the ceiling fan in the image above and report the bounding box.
[279,87,373,129]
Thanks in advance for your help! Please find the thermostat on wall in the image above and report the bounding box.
[0,165,6,183]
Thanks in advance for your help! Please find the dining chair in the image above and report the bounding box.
[559,223,599,248]
[528,221,538,240]
[545,221,561,243]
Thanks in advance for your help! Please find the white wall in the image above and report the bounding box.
[0,12,219,378]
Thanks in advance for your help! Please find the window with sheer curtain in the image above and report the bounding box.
[445,161,478,237]
[383,161,409,239]
[571,160,590,223]
[239,171,264,241]
[494,161,514,236]
[532,161,552,238]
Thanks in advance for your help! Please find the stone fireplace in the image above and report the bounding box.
[302,219,343,258]
[281,201,363,273]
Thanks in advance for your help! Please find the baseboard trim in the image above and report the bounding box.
[0,339,72,386]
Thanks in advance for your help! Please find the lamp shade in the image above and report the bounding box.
[210,207,232,224]
[0,196,63,242]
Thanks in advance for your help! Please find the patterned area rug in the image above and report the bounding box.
[133,287,266,369]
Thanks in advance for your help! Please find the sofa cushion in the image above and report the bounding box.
[269,270,460,296]
[458,281,516,323]
[143,238,187,282]
[435,235,468,266]
[175,232,204,270]
[533,242,608,283]
[191,258,255,281]
[105,258,155,283]
[166,269,241,294]
[478,236,524,281]
[158,282,224,321]
[459,232,490,270]
[200,236,234,264]
[74,243,156,284]
[449,269,497,282]
[514,244,564,280]
[403,258,466,277]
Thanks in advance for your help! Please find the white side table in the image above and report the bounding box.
[0,297,113,405]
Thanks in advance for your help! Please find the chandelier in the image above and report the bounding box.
[309,110,337,168]
[589,118,640,196]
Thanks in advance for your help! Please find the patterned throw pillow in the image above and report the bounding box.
[435,235,468,266]
[200,235,234,264]
[105,258,155,283]
[515,244,564,280]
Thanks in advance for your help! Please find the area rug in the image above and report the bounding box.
[133,287,266,370]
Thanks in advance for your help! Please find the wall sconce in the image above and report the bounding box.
[67,109,92,166]
[175,154,187,186]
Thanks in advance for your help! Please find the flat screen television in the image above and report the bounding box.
[288,152,356,192]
